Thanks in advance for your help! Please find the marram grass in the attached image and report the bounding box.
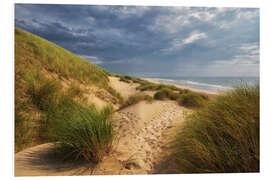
[174,85,259,173]
[46,95,115,163]
[15,28,122,152]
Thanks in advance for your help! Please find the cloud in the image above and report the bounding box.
[215,8,259,29]
[190,11,215,21]
[148,14,190,34]
[214,42,259,65]
[160,31,207,53]
[15,4,259,77]
[240,42,259,55]
[182,31,207,44]
[116,6,150,17]
[236,9,259,20]
[147,7,227,34]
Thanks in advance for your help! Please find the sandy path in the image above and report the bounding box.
[15,77,188,176]
[15,100,186,176]
[92,100,186,174]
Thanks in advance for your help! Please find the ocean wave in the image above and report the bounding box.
[151,78,175,82]
[178,80,232,90]
[151,78,232,91]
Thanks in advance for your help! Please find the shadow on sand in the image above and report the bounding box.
[15,143,97,176]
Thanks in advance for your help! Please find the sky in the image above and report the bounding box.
[15,4,259,77]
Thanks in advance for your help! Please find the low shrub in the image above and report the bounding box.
[123,75,132,80]
[120,76,131,83]
[131,78,149,85]
[154,88,171,100]
[154,88,181,100]
[178,93,207,108]
[122,94,153,108]
[174,85,259,173]
[168,91,182,100]
[154,87,209,108]
[137,84,157,91]
[136,81,184,92]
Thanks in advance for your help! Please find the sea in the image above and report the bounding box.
[139,76,260,93]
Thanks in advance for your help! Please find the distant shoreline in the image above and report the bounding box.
[143,78,219,95]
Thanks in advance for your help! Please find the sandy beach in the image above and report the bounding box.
[143,78,218,95]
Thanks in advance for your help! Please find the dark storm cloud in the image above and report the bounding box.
[15,4,259,77]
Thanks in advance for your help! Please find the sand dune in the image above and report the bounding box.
[109,76,140,99]
[15,76,190,176]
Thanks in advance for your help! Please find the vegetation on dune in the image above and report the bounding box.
[112,73,210,109]
[153,87,209,108]
[16,70,115,162]
[15,28,109,87]
[137,83,177,92]
[15,71,62,151]
[178,92,209,108]
[110,73,148,85]
[174,85,259,173]
[66,82,84,99]
[135,81,189,93]
[15,28,123,104]
[15,28,120,155]
[46,96,114,163]
[25,71,61,111]
[15,102,33,152]
[119,75,133,83]
[121,94,154,109]
[154,88,181,100]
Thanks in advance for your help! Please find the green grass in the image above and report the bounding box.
[174,85,259,173]
[16,69,116,162]
[67,82,84,98]
[25,71,61,111]
[153,88,208,108]
[154,88,181,100]
[45,95,114,163]
[121,94,153,109]
[15,28,122,153]
[15,101,33,152]
[119,76,132,83]
[136,82,186,92]
[18,70,115,162]
[111,73,148,85]
[178,92,209,108]
[15,28,109,87]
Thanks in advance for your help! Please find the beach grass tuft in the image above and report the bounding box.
[45,96,115,163]
[174,85,259,173]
